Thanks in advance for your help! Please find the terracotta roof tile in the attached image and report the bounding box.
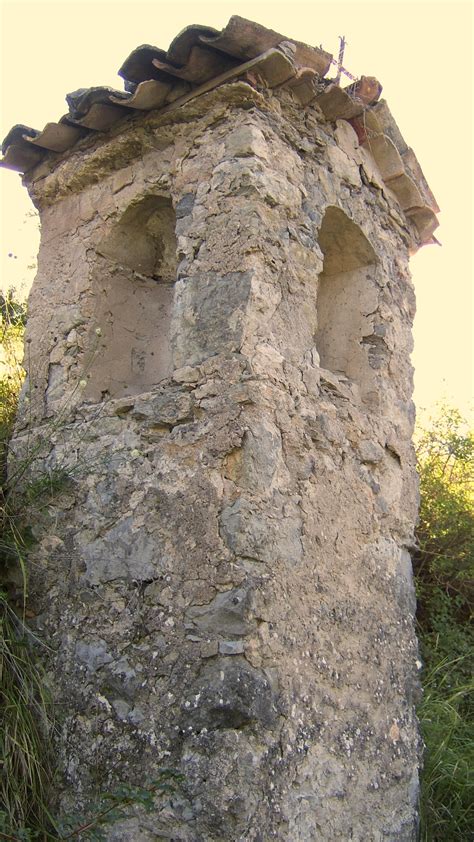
[24,122,86,153]
[0,15,438,244]
[65,87,131,118]
[151,46,237,84]
[198,15,331,74]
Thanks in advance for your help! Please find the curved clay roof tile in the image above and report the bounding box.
[0,13,439,245]
[200,15,332,75]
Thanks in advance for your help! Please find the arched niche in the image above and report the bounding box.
[315,207,379,387]
[97,195,177,281]
[85,195,178,401]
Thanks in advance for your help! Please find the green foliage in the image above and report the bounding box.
[414,406,473,840]
[0,292,183,839]
[0,290,26,481]
[0,377,21,450]
[0,596,54,838]
[0,290,116,839]
[0,289,55,839]
[53,772,183,840]
[0,290,27,330]
[417,655,473,842]
[0,771,183,840]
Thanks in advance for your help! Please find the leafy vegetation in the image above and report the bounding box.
[1,283,472,838]
[414,407,473,841]
[1,289,182,839]
[0,291,26,473]
[0,772,183,840]
[0,289,54,838]
[51,773,183,841]
[0,599,54,839]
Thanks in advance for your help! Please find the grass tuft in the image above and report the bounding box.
[415,406,473,841]
[417,653,473,841]
[0,594,55,838]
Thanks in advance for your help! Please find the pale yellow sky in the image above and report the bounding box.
[0,0,472,418]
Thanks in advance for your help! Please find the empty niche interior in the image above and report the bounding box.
[86,195,177,401]
[315,207,378,388]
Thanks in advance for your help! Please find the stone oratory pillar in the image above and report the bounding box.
[2,16,438,841]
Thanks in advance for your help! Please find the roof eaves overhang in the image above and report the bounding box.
[0,15,438,245]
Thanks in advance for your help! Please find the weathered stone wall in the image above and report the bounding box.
[16,82,421,840]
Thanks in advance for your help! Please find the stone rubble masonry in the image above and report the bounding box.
[13,79,423,840]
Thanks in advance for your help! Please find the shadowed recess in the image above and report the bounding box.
[316,206,379,386]
[86,194,178,400]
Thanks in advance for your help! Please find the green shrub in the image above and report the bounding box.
[0,594,54,838]
[0,289,54,837]
[0,291,182,839]
[414,407,473,840]
[417,653,473,842]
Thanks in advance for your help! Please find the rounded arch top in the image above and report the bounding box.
[315,206,382,391]
[84,192,178,401]
[97,193,177,281]
[318,206,377,276]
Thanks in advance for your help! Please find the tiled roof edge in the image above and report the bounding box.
[1,16,438,245]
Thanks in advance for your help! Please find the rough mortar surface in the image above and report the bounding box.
[14,83,421,840]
